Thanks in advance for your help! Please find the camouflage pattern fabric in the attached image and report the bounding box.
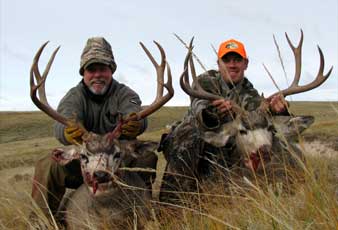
[160,112,238,195]
[79,37,117,75]
[160,112,242,200]
[162,115,202,176]
[160,115,203,197]
[162,115,237,179]
[190,70,262,126]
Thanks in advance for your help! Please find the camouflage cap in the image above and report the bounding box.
[79,37,117,75]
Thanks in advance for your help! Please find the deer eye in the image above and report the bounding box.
[267,125,275,132]
[114,152,121,160]
[239,129,248,135]
[80,154,89,163]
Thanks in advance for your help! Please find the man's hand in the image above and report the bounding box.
[121,113,142,138]
[64,124,85,145]
[269,94,288,113]
[212,99,233,115]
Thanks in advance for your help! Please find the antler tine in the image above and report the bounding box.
[179,40,193,95]
[104,41,174,140]
[30,42,71,126]
[188,38,205,92]
[180,38,222,101]
[140,41,165,101]
[285,29,303,88]
[31,41,51,107]
[269,30,333,99]
[132,41,174,120]
[316,45,333,78]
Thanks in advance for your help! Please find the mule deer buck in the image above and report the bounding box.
[161,31,333,195]
[30,41,173,229]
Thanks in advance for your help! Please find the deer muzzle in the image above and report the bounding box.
[244,144,271,172]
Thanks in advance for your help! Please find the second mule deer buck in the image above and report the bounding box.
[30,41,173,229]
[161,31,333,194]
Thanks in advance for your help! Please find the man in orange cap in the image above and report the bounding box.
[159,39,290,196]
[191,38,288,128]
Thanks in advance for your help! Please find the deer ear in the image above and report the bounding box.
[135,141,158,155]
[51,146,80,165]
[287,115,315,135]
[273,115,314,139]
[118,140,158,158]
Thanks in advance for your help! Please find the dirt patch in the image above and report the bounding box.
[301,140,338,159]
[304,134,338,151]
[0,166,34,194]
[0,166,34,183]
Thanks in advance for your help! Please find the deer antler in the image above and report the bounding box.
[30,42,86,130]
[107,41,174,139]
[134,41,174,120]
[268,30,333,99]
[180,38,222,101]
[180,38,244,114]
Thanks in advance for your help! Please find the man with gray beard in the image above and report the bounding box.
[54,37,147,145]
[32,37,148,217]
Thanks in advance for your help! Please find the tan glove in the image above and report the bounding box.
[121,113,142,138]
[64,124,85,145]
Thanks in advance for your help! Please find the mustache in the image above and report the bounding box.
[89,79,107,84]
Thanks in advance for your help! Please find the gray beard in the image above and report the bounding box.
[88,84,109,95]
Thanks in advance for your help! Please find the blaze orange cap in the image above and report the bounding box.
[217,39,247,59]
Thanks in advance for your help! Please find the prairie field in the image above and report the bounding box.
[0,102,337,229]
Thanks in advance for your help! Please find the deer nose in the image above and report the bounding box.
[93,171,111,183]
[258,145,272,160]
[260,144,271,152]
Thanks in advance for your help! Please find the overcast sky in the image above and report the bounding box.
[1,0,337,111]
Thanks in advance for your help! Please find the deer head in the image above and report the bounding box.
[51,136,158,195]
[30,40,174,195]
[181,32,331,171]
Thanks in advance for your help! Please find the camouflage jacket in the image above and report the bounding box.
[190,70,262,128]
[54,79,147,145]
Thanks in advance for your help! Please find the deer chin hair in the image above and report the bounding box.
[88,181,114,196]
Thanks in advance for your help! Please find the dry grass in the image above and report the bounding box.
[151,140,338,230]
[0,103,337,229]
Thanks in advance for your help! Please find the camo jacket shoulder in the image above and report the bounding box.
[189,70,222,118]
[236,78,262,111]
[195,70,222,95]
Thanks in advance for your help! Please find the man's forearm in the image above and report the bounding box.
[54,122,69,145]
